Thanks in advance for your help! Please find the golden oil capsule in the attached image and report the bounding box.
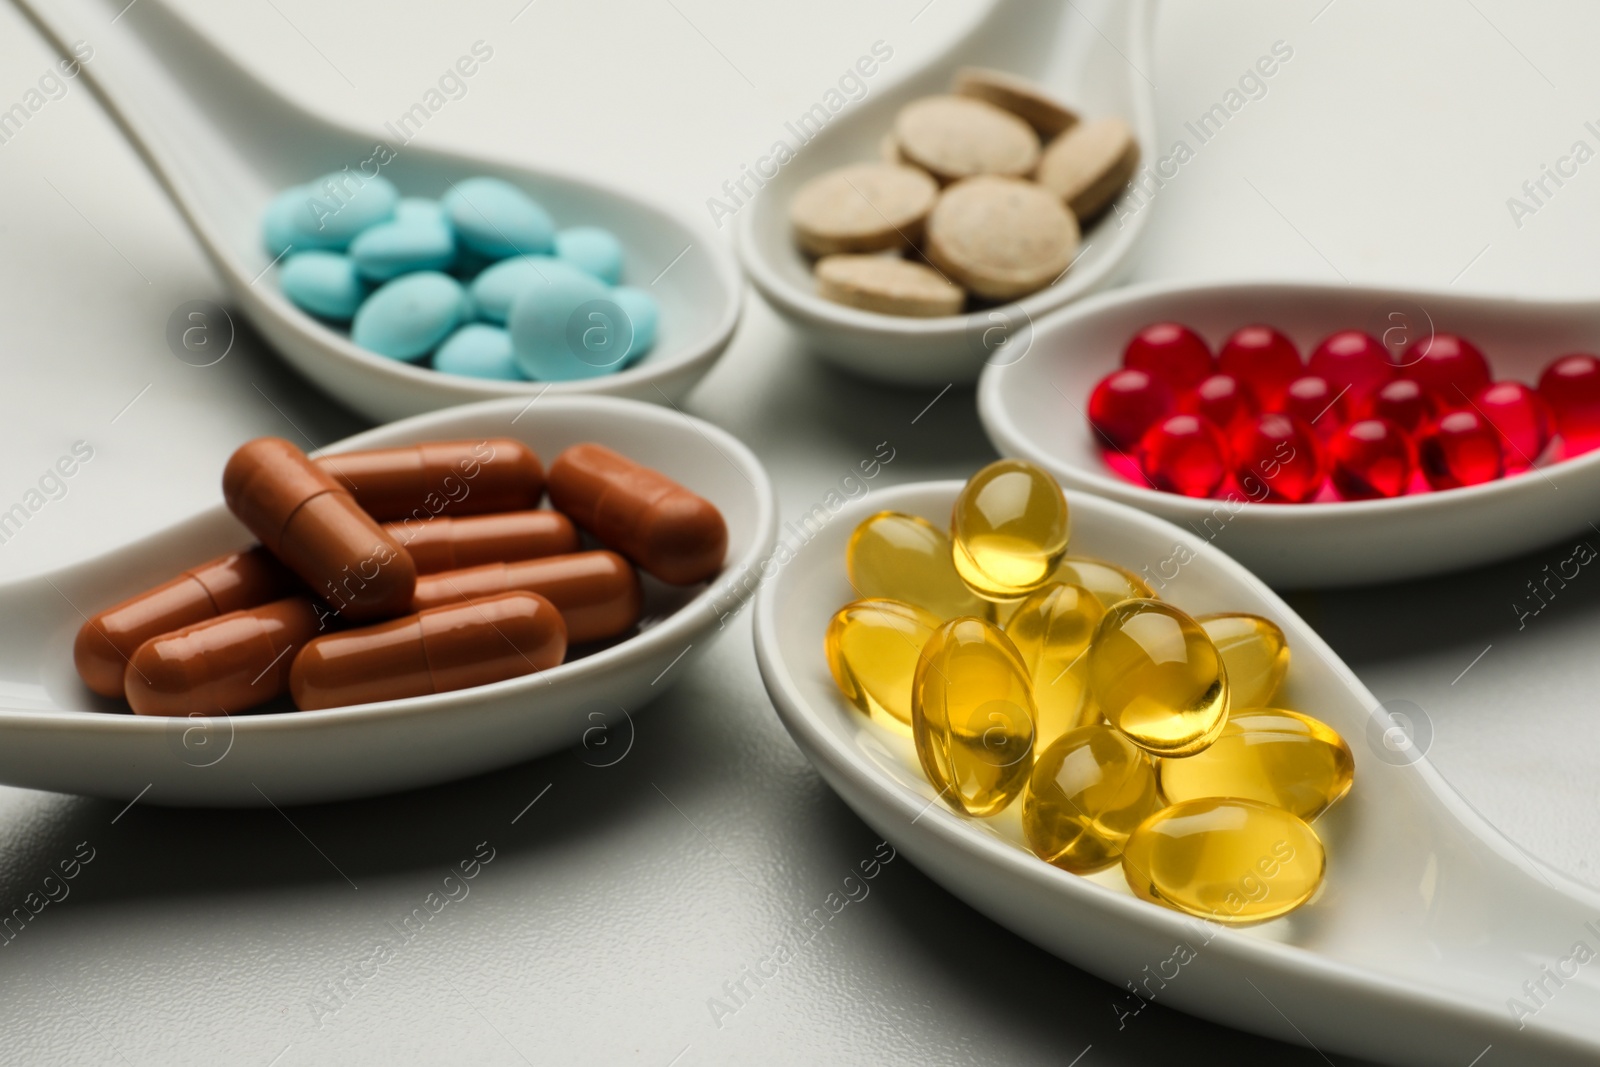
[825,598,940,732]
[1121,798,1325,924]
[1004,583,1103,749]
[1051,556,1156,609]
[1088,599,1228,757]
[1159,709,1354,820]
[913,617,1036,817]
[950,460,1070,601]
[1023,725,1158,873]
[1197,613,1288,709]
[846,511,988,619]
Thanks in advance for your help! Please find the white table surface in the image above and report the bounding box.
[2,0,1597,1062]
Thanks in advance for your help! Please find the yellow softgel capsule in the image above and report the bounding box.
[913,617,1037,817]
[1088,599,1228,757]
[1051,556,1156,610]
[1159,709,1354,820]
[1023,725,1158,873]
[950,460,1070,601]
[1004,583,1103,749]
[846,511,988,620]
[825,598,941,732]
[1197,613,1289,709]
[1121,798,1326,924]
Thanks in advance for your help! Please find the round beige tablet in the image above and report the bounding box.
[952,67,1079,139]
[1036,116,1141,222]
[924,176,1079,302]
[893,95,1041,183]
[790,162,940,257]
[814,254,965,317]
[878,133,904,164]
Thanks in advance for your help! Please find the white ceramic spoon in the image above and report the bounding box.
[13,0,743,423]
[980,279,1600,587]
[0,395,776,807]
[736,0,1157,388]
[753,480,1600,1066]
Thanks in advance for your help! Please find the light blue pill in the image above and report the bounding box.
[508,270,634,381]
[282,173,399,250]
[443,177,555,260]
[351,272,469,361]
[555,227,624,284]
[262,186,313,257]
[469,256,591,324]
[395,198,446,226]
[610,286,659,364]
[279,251,366,321]
[349,217,455,281]
[433,324,524,380]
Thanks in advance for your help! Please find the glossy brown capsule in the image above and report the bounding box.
[125,596,324,716]
[385,510,579,573]
[74,547,299,698]
[547,443,727,585]
[223,437,416,622]
[410,550,641,644]
[315,438,543,521]
[289,591,566,711]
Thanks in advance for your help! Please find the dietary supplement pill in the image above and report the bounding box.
[547,443,727,585]
[790,163,940,256]
[846,511,989,620]
[950,459,1071,601]
[825,598,940,732]
[814,254,965,318]
[1004,582,1103,749]
[75,547,300,699]
[1088,599,1228,757]
[1121,798,1326,924]
[912,617,1036,816]
[316,438,543,522]
[1196,612,1288,710]
[409,551,642,645]
[388,510,578,573]
[1022,724,1158,872]
[125,595,324,716]
[952,67,1079,139]
[1034,117,1140,221]
[1049,556,1155,610]
[223,437,417,622]
[894,96,1041,183]
[290,591,566,711]
[924,176,1079,301]
[1158,709,1354,820]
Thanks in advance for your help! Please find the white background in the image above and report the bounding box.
[0,0,1597,1063]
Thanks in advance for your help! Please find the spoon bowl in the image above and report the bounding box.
[980,279,1600,587]
[0,395,776,807]
[736,0,1157,388]
[753,479,1600,1066]
[16,0,743,422]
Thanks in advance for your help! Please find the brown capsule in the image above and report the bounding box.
[315,439,543,521]
[223,437,416,622]
[410,550,641,645]
[384,510,579,573]
[125,596,324,716]
[289,591,566,711]
[74,547,300,698]
[546,443,727,585]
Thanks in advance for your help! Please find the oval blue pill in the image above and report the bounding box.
[555,227,624,284]
[469,256,591,324]
[262,186,313,257]
[284,173,399,250]
[610,286,659,364]
[433,324,524,380]
[508,271,634,381]
[349,218,456,281]
[443,177,555,260]
[351,272,469,361]
[395,198,447,226]
[280,251,366,321]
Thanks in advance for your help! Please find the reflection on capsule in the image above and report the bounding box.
[1089,599,1228,757]
[950,460,1070,601]
[913,617,1036,817]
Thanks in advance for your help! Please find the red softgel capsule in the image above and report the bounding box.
[1308,330,1395,406]
[1404,333,1491,406]
[1281,375,1348,437]
[1329,419,1416,500]
[1538,353,1600,453]
[1138,414,1229,498]
[1361,378,1435,435]
[1231,413,1326,503]
[1419,410,1504,489]
[1089,368,1174,451]
[1123,322,1214,392]
[1475,381,1553,469]
[1218,325,1302,408]
[1177,373,1258,437]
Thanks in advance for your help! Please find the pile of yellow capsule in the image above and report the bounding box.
[825,459,1355,925]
